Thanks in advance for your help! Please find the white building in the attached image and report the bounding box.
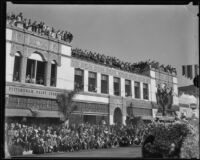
[5,20,179,125]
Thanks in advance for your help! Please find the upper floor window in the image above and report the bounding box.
[114,77,120,96]
[74,68,84,91]
[88,72,97,92]
[134,81,140,99]
[13,52,21,82]
[101,74,109,94]
[125,79,131,97]
[25,53,45,85]
[143,83,149,100]
[50,61,57,87]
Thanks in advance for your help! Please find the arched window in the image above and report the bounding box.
[50,60,57,87]
[25,53,45,85]
[13,52,21,82]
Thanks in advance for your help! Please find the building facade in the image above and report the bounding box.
[178,86,199,118]
[5,24,179,125]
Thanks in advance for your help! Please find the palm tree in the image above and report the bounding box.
[156,84,175,116]
[56,89,79,126]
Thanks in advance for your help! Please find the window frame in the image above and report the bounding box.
[13,53,21,82]
[101,74,109,94]
[74,68,84,91]
[25,57,45,85]
[113,77,121,96]
[134,81,140,99]
[125,79,131,97]
[88,71,97,92]
[143,83,149,100]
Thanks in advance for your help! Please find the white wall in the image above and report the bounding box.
[60,44,71,56]
[121,78,125,97]
[73,94,109,104]
[150,70,156,78]
[131,80,135,99]
[140,82,143,100]
[6,42,14,82]
[97,73,101,93]
[84,70,88,92]
[109,75,113,95]
[6,28,12,41]
[173,84,179,105]
[150,70,157,102]
[56,56,74,90]
[109,114,113,125]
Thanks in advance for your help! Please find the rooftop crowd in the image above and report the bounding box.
[72,48,177,75]
[6,12,73,43]
[5,121,146,155]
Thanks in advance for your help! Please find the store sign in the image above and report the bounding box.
[71,59,150,83]
[6,85,59,99]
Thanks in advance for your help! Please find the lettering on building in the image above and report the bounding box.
[6,86,59,99]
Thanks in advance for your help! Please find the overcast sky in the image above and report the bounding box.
[7,2,199,87]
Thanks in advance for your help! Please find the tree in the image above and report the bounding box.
[56,89,78,126]
[156,84,176,116]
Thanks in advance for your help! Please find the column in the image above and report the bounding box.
[20,56,27,83]
[140,82,143,100]
[109,75,113,95]
[131,80,135,99]
[148,83,151,101]
[121,78,125,97]
[109,114,113,125]
[45,61,51,86]
[84,70,88,92]
[97,73,101,94]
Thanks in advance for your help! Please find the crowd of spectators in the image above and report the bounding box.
[6,12,73,43]
[72,48,177,75]
[5,121,146,155]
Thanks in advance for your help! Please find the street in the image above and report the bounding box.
[17,146,142,158]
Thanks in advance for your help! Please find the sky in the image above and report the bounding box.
[7,2,199,87]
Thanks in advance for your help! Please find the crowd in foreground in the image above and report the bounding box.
[72,48,177,75]
[6,12,73,43]
[5,121,146,155]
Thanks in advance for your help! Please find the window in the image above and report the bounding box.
[88,72,97,92]
[125,79,131,97]
[143,83,149,100]
[101,74,108,94]
[50,61,57,87]
[134,81,140,99]
[74,68,84,91]
[114,77,120,96]
[25,53,45,85]
[13,53,21,82]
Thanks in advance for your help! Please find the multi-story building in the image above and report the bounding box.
[5,21,179,125]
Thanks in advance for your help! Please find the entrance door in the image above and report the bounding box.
[113,107,122,125]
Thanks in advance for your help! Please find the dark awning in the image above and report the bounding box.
[6,109,61,118]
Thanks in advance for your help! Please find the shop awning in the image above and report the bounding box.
[6,109,61,118]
